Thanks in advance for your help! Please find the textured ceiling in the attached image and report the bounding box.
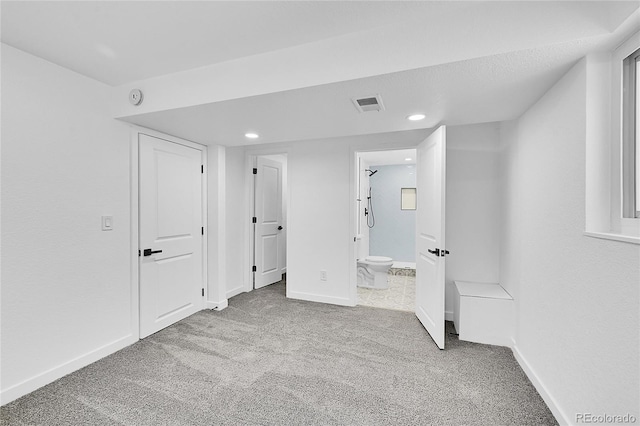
[119,39,607,146]
[0,1,424,85]
[2,1,639,146]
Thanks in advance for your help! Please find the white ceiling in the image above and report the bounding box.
[0,1,430,86]
[119,39,601,146]
[2,1,639,147]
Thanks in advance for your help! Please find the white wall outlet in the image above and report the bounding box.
[101,215,113,231]
[320,270,327,281]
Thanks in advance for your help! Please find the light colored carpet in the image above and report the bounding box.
[1,280,557,425]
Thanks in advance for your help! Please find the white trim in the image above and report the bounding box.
[129,129,140,340]
[0,334,136,406]
[201,144,209,304]
[288,291,355,307]
[584,231,640,245]
[244,154,255,293]
[348,146,358,306]
[512,344,569,426]
[445,310,454,322]
[206,300,228,311]
[226,286,245,299]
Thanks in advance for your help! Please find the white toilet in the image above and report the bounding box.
[357,256,394,289]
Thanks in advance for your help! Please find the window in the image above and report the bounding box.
[584,34,640,244]
[401,188,416,210]
[622,47,640,218]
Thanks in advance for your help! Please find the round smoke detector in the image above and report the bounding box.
[129,89,143,106]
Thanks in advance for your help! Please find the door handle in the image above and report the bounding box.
[427,248,440,256]
[143,248,163,256]
[277,226,283,230]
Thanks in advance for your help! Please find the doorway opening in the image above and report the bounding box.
[352,125,447,349]
[250,154,288,291]
[355,149,417,312]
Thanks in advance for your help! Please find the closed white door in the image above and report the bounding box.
[254,157,283,289]
[415,125,447,349]
[139,134,203,338]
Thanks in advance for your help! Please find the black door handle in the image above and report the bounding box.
[277,226,283,230]
[427,248,440,256]
[143,248,163,256]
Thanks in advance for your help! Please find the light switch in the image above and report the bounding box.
[102,216,113,231]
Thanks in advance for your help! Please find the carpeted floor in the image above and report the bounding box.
[1,280,557,425]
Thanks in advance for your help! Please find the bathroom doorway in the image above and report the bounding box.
[355,149,417,311]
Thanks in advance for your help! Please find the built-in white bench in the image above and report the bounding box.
[453,281,514,347]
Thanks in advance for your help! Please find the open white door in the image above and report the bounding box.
[415,125,447,349]
[139,134,203,338]
[254,157,283,289]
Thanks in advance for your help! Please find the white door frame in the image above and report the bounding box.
[243,148,290,294]
[129,125,208,340]
[348,141,423,306]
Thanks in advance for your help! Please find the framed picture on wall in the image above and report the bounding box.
[401,188,416,210]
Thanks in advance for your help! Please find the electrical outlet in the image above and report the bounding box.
[320,270,327,281]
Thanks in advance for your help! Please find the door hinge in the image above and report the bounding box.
[201,165,204,173]
[252,265,257,272]
[202,288,204,297]
[202,227,204,235]
[252,217,257,223]
[442,249,450,257]
[138,249,141,257]
[253,168,257,174]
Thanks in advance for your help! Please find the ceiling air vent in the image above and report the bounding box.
[352,94,385,113]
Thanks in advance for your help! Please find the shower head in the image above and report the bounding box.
[365,169,378,177]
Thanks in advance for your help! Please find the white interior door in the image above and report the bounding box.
[254,157,283,289]
[415,125,447,349]
[139,134,203,338]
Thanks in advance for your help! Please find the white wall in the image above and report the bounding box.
[206,145,227,308]
[286,137,354,304]
[445,123,502,319]
[500,58,640,423]
[1,45,134,403]
[224,130,429,305]
[224,146,247,298]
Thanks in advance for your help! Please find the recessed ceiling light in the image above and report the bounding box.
[245,133,259,139]
[407,114,426,121]
[405,157,412,161]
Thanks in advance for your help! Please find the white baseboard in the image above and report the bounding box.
[206,299,228,311]
[1,334,137,406]
[512,343,570,426]
[445,310,454,321]
[226,286,244,299]
[287,290,354,307]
